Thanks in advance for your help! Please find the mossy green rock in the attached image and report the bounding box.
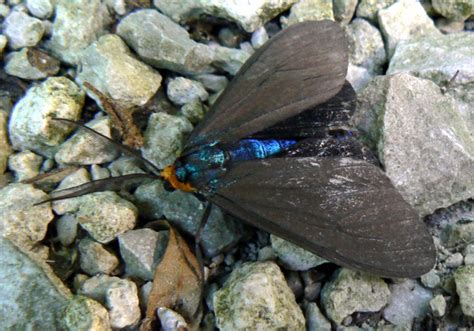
[62,295,110,331]
[287,0,334,25]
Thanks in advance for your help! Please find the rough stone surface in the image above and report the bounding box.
[117,9,249,75]
[321,268,390,324]
[76,34,162,107]
[353,74,474,215]
[8,77,85,157]
[0,184,53,250]
[214,261,305,330]
[3,11,45,49]
[378,0,441,58]
[133,180,166,220]
[333,0,357,24]
[356,0,395,22]
[0,238,71,330]
[432,0,473,21]
[346,63,372,92]
[8,150,43,181]
[5,48,60,80]
[345,18,386,74]
[141,112,193,169]
[26,0,54,19]
[383,279,433,326]
[55,116,119,165]
[56,214,78,246]
[162,189,244,257]
[420,270,441,289]
[0,111,12,174]
[118,228,168,280]
[287,0,334,25]
[154,0,297,32]
[47,0,109,64]
[387,32,474,132]
[180,100,206,124]
[429,294,446,317]
[305,302,332,331]
[454,265,474,318]
[108,156,144,177]
[78,237,119,275]
[271,235,326,270]
[167,77,208,105]
[62,295,111,331]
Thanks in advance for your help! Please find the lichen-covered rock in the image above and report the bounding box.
[454,265,474,318]
[162,189,244,257]
[287,0,334,26]
[76,34,162,108]
[356,0,395,22]
[8,77,85,157]
[0,238,71,330]
[8,150,43,181]
[214,261,305,330]
[154,0,298,32]
[271,235,326,270]
[118,228,168,280]
[180,100,206,124]
[353,74,474,215]
[321,268,390,324]
[141,112,193,169]
[378,0,441,59]
[62,295,111,331]
[432,0,473,21]
[333,0,357,24]
[78,237,119,275]
[345,18,386,74]
[383,279,433,326]
[0,111,12,174]
[47,0,110,64]
[167,77,208,105]
[3,11,45,49]
[0,184,53,250]
[5,48,60,80]
[55,116,119,165]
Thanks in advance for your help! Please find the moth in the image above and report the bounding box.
[50,20,435,278]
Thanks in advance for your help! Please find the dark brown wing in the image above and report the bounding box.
[206,157,435,278]
[183,20,348,153]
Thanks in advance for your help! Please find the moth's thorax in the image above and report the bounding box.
[164,139,297,191]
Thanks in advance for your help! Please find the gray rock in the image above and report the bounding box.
[47,0,110,64]
[346,63,372,92]
[432,0,473,21]
[257,245,275,261]
[56,214,78,246]
[116,9,249,75]
[90,164,110,180]
[108,156,144,177]
[387,32,474,131]
[8,150,43,181]
[420,270,441,289]
[356,0,395,22]
[353,74,474,215]
[52,168,91,215]
[62,295,111,331]
[287,0,334,25]
[320,268,390,324]
[76,34,162,108]
[447,220,474,248]
[78,237,119,275]
[465,254,474,265]
[333,0,357,25]
[167,77,208,106]
[55,116,119,165]
[180,100,206,124]
[0,5,10,18]
[378,0,441,59]
[139,281,152,311]
[133,180,166,220]
[0,238,72,330]
[271,234,326,270]
[105,0,127,16]
[305,302,332,331]
[8,77,85,158]
[218,27,241,48]
[162,190,244,257]
[383,279,433,326]
[194,74,229,93]
[0,184,53,250]
[454,265,474,318]
[118,228,168,281]
[214,261,305,330]
[26,0,54,19]
[435,18,465,34]
[345,18,386,74]
[429,294,446,317]
[3,11,45,49]
[0,111,12,174]
[157,307,189,331]
[251,26,269,49]
[445,252,464,268]
[5,48,60,80]
[154,0,298,33]
[141,112,193,169]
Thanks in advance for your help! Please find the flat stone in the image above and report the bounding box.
[353,74,474,215]
[76,34,162,108]
[454,265,474,318]
[61,295,111,331]
[0,184,53,250]
[5,48,60,80]
[153,0,298,32]
[8,150,43,181]
[214,261,305,330]
[3,11,45,49]
[8,77,85,157]
[287,0,334,26]
[378,0,441,59]
[78,237,120,275]
[321,268,390,324]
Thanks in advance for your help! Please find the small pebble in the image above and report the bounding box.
[251,26,269,49]
[8,150,43,181]
[78,237,120,276]
[445,252,464,268]
[420,270,441,289]
[430,294,446,317]
[3,11,45,49]
[167,77,208,106]
[56,214,78,246]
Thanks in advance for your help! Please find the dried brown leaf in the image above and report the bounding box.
[141,223,203,331]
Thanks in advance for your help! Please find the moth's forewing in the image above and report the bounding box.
[251,80,356,140]
[184,20,348,153]
[207,157,436,278]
